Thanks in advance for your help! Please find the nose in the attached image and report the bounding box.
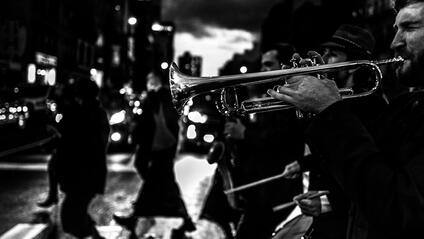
[390,30,404,50]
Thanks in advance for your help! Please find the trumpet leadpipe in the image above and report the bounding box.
[169,57,404,115]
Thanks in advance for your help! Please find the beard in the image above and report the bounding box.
[395,52,424,87]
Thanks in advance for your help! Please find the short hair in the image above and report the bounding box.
[393,0,424,12]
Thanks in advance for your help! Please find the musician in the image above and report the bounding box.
[283,24,387,239]
[268,1,424,238]
[224,42,304,239]
[261,42,296,72]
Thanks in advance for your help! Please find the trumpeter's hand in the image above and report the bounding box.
[267,74,341,114]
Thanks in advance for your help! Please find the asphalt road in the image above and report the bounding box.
[0,152,226,239]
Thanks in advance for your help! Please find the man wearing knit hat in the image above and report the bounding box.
[282,24,387,239]
[322,24,375,58]
[321,24,376,92]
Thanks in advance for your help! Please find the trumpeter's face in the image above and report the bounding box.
[391,2,424,86]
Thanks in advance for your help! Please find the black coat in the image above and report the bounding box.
[237,109,304,209]
[131,87,190,218]
[132,87,179,177]
[234,109,305,239]
[299,93,388,239]
[306,91,424,239]
[57,101,110,196]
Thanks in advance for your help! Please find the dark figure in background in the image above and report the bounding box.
[56,79,110,239]
[261,42,295,72]
[283,24,388,239]
[223,43,304,239]
[38,82,77,208]
[37,136,60,207]
[268,1,424,238]
[113,71,196,238]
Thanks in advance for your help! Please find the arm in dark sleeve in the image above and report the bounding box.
[242,110,305,162]
[305,101,424,234]
[297,153,320,172]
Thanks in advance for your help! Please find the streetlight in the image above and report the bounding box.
[240,66,247,74]
[161,62,169,70]
[128,17,137,26]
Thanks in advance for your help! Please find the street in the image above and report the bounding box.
[0,152,225,239]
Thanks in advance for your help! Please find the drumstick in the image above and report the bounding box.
[272,190,330,212]
[224,171,288,194]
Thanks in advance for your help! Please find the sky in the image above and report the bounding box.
[162,0,283,76]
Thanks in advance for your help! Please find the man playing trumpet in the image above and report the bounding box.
[268,0,424,238]
[281,24,388,239]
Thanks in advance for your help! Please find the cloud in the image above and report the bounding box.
[174,27,255,76]
[162,0,282,37]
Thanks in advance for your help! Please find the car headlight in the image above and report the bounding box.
[111,132,122,142]
[109,110,126,125]
[188,111,207,123]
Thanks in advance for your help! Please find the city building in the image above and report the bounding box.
[219,42,261,76]
[178,51,203,77]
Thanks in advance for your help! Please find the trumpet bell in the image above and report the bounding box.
[169,63,192,114]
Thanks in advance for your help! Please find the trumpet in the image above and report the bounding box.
[169,57,404,116]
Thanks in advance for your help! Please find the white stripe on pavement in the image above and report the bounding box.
[0,224,48,239]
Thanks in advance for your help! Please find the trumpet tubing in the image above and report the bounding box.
[240,88,355,114]
[169,57,404,115]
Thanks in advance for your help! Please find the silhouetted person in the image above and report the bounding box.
[38,82,75,208]
[56,79,110,239]
[113,71,196,239]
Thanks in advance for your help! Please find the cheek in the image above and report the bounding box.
[409,32,424,59]
[415,44,424,64]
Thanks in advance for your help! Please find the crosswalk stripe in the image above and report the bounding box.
[0,224,48,239]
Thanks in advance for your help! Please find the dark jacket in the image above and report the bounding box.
[234,109,305,239]
[299,153,350,239]
[134,88,179,150]
[238,109,304,208]
[299,93,388,239]
[131,87,191,218]
[57,101,110,195]
[133,87,179,177]
[306,91,424,239]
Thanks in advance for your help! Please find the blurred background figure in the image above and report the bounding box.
[37,82,76,208]
[261,42,296,72]
[56,79,110,239]
[113,71,196,239]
